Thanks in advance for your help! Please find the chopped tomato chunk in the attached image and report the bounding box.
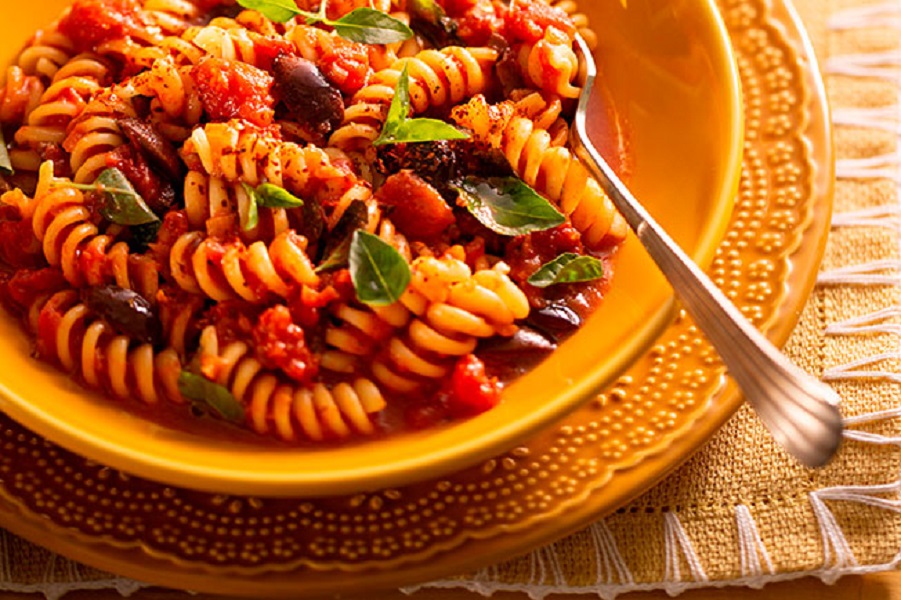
[375,170,455,240]
[253,305,318,384]
[455,1,505,46]
[505,0,576,43]
[191,57,275,127]
[58,0,144,53]
[252,37,296,72]
[446,354,502,417]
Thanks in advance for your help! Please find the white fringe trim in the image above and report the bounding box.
[817,259,901,285]
[735,505,775,579]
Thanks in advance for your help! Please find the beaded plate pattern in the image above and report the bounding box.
[0,0,829,594]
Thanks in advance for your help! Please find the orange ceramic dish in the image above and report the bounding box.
[0,0,742,497]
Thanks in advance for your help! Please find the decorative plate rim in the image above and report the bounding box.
[0,0,833,597]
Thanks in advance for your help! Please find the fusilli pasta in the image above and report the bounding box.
[0,0,624,444]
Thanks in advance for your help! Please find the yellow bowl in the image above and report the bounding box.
[0,0,742,496]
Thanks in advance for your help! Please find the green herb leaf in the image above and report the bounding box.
[178,371,246,423]
[236,0,301,22]
[95,168,159,226]
[378,118,469,145]
[333,8,414,44]
[127,221,162,253]
[316,200,368,273]
[375,64,412,145]
[0,128,13,175]
[373,64,470,146]
[236,0,412,44]
[407,0,459,48]
[255,183,304,208]
[239,182,260,232]
[527,253,605,288]
[316,236,352,273]
[349,230,410,305]
[455,176,565,236]
[408,0,444,24]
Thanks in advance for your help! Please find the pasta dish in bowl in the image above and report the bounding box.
[0,0,742,496]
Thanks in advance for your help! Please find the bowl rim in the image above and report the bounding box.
[0,0,745,497]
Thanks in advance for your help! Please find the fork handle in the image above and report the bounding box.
[572,136,843,467]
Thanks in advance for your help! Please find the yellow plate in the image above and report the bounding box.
[0,0,830,596]
[0,0,743,496]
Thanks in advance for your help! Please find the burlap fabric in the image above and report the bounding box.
[1,0,900,598]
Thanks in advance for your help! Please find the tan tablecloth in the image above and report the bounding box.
[2,0,901,598]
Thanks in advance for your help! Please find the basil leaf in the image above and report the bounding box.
[236,0,301,22]
[316,199,368,273]
[376,118,469,145]
[374,64,412,145]
[349,230,410,305]
[527,253,605,288]
[333,8,414,44]
[240,182,260,232]
[408,0,444,24]
[408,0,459,48]
[178,371,246,423]
[373,64,469,145]
[127,220,161,253]
[0,128,12,175]
[315,236,352,273]
[455,176,565,236]
[255,183,304,208]
[96,168,159,226]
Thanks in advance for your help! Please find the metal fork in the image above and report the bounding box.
[570,37,843,467]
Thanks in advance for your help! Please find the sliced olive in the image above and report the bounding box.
[83,285,162,346]
[118,117,184,180]
[272,55,344,139]
[525,303,582,341]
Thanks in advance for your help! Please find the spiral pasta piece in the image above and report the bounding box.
[0,66,45,128]
[198,326,386,442]
[516,28,581,98]
[62,86,139,183]
[182,121,378,229]
[371,255,529,393]
[16,25,74,82]
[511,90,568,144]
[33,290,184,405]
[157,288,206,357]
[503,115,628,246]
[183,170,290,241]
[544,0,597,49]
[328,46,499,154]
[29,163,159,298]
[143,0,203,35]
[170,229,319,302]
[453,98,627,248]
[11,53,111,179]
[120,56,203,142]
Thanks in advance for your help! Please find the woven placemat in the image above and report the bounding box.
[1,0,900,598]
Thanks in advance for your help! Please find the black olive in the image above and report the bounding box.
[82,285,162,346]
[117,117,184,180]
[272,55,344,140]
[525,303,582,342]
[477,326,557,374]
